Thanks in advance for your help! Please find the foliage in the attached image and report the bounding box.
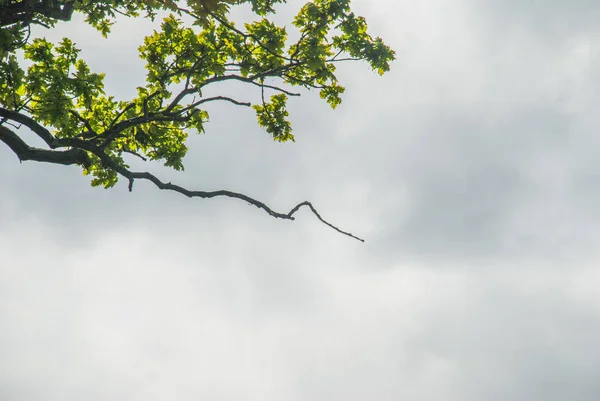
[0,0,395,241]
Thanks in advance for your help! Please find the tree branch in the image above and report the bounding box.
[164,73,300,114]
[109,102,136,130]
[220,74,302,96]
[68,109,97,137]
[100,113,189,149]
[122,147,147,161]
[177,95,251,115]
[67,137,365,242]
[122,170,365,242]
[0,107,61,148]
[0,124,90,167]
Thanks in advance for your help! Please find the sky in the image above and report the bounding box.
[2,0,600,400]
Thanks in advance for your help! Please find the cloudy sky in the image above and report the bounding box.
[2,0,600,399]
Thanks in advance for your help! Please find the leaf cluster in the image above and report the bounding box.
[1,0,395,189]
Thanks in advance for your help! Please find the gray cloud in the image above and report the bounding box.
[2,0,600,400]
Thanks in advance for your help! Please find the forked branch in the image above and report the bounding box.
[0,125,90,167]
[123,170,365,242]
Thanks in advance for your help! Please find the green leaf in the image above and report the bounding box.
[1,0,394,189]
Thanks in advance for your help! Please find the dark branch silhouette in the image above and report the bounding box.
[0,110,365,242]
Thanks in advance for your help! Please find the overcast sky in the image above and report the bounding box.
[2,0,600,400]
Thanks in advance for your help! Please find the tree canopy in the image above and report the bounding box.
[0,0,395,241]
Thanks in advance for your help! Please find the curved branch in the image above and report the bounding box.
[0,107,60,148]
[216,74,302,96]
[288,201,364,242]
[122,147,147,161]
[0,124,90,167]
[177,95,251,115]
[123,170,365,242]
[67,138,365,242]
[68,109,96,136]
